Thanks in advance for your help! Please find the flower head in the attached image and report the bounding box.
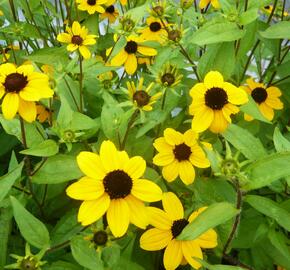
[139,17,167,43]
[153,128,210,185]
[66,140,162,237]
[242,78,283,121]
[156,63,183,88]
[140,192,217,270]
[110,35,157,75]
[100,5,119,23]
[189,71,248,133]
[76,0,108,14]
[126,77,161,111]
[57,21,97,59]
[0,63,54,122]
[199,0,220,9]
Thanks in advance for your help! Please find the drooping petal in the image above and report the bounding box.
[164,240,183,270]
[204,71,224,89]
[153,152,175,166]
[2,93,19,120]
[191,107,214,133]
[132,179,162,202]
[124,54,137,75]
[76,151,106,179]
[162,192,184,220]
[79,45,91,59]
[178,161,195,185]
[107,199,130,237]
[163,128,184,145]
[78,193,110,226]
[137,46,157,56]
[111,49,128,66]
[266,86,282,97]
[125,195,148,229]
[140,228,172,251]
[181,240,203,269]
[162,161,179,182]
[147,206,172,230]
[224,83,248,105]
[66,176,104,200]
[209,110,229,133]
[190,145,210,168]
[265,97,283,110]
[196,229,218,248]
[124,156,146,179]
[18,98,36,123]
[259,102,274,121]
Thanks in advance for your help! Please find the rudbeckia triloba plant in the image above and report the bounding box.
[0,0,289,269]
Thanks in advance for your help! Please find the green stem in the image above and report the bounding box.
[79,53,84,113]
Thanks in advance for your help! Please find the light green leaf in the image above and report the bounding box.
[260,21,290,39]
[20,140,59,157]
[10,196,50,249]
[245,195,290,231]
[239,8,259,25]
[0,162,24,203]
[273,127,290,152]
[194,258,245,270]
[177,202,239,241]
[244,152,290,190]
[71,236,103,270]
[31,154,82,184]
[222,124,266,160]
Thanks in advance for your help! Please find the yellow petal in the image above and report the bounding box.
[259,102,274,121]
[83,38,96,45]
[267,86,282,97]
[265,97,283,110]
[181,240,203,269]
[18,98,36,123]
[19,87,40,101]
[199,0,210,9]
[77,151,106,179]
[0,63,16,75]
[107,199,130,237]
[125,54,137,75]
[162,160,179,182]
[191,107,214,133]
[99,140,119,171]
[78,193,110,226]
[111,49,128,66]
[164,128,184,145]
[57,33,72,43]
[164,240,183,270]
[79,46,91,59]
[147,206,172,230]
[211,0,220,8]
[223,83,248,105]
[66,176,104,200]
[189,145,210,168]
[17,65,34,76]
[140,228,172,251]
[153,152,175,166]
[132,179,162,202]
[153,137,173,153]
[72,21,81,35]
[137,46,157,56]
[125,195,148,229]
[124,156,146,179]
[162,192,184,220]
[67,44,78,52]
[183,129,198,146]
[209,110,229,133]
[2,93,19,120]
[179,161,195,185]
[196,229,218,248]
[204,71,224,89]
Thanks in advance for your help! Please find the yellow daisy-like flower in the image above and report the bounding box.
[153,128,210,185]
[127,77,162,111]
[57,21,97,59]
[189,71,248,133]
[66,140,163,237]
[76,0,108,14]
[242,78,283,121]
[199,0,220,9]
[139,17,167,44]
[110,36,157,75]
[0,63,54,122]
[100,5,119,23]
[140,192,218,270]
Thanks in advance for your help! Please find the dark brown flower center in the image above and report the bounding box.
[93,230,108,246]
[4,48,11,53]
[173,143,191,161]
[264,5,270,9]
[71,35,83,45]
[150,22,161,32]
[87,0,96,5]
[106,5,115,13]
[125,41,138,54]
[4,73,28,93]
[103,170,133,199]
[251,87,267,104]
[161,73,175,86]
[171,218,189,238]
[133,90,150,107]
[168,30,181,41]
[205,87,228,110]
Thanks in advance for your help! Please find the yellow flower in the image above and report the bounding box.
[76,0,108,14]
[199,0,220,9]
[36,104,52,124]
[140,192,217,270]
[0,63,54,122]
[153,128,210,185]
[189,71,248,133]
[1,45,19,62]
[100,5,119,23]
[242,78,283,121]
[139,17,167,43]
[126,77,161,111]
[66,140,163,237]
[110,35,157,75]
[57,21,97,59]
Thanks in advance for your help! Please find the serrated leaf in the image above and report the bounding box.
[20,140,59,157]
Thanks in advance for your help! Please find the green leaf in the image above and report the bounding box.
[70,236,103,270]
[20,140,59,157]
[10,196,50,249]
[239,8,259,25]
[244,152,290,190]
[0,162,24,203]
[31,154,82,184]
[194,258,245,270]
[190,22,245,46]
[177,202,239,241]
[222,124,266,160]
[239,96,271,123]
[245,195,290,231]
[43,261,83,270]
[260,21,290,39]
[273,127,290,152]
